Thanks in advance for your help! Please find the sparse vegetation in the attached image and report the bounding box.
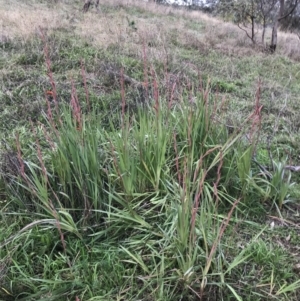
[1,0,300,300]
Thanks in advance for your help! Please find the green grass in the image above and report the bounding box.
[1,0,300,300]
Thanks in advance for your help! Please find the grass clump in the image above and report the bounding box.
[1,1,300,300]
[1,74,297,300]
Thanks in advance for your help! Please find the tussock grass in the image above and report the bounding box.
[1,0,300,300]
[1,78,295,300]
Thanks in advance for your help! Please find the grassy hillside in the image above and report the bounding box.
[1,1,300,300]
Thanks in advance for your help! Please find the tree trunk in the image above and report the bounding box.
[83,0,92,13]
[270,0,298,52]
[270,0,284,52]
[251,16,255,43]
[270,20,278,52]
[261,13,266,45]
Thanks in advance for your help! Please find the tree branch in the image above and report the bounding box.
[237,23,255,43]
[278,0,299,21]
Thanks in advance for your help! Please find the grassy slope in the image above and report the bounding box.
[1,0,300,300]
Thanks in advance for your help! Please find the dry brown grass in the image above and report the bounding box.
[278,31,300,60]
[0,0,299,60]
[102,0,300,58]
[0,1,71,40]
